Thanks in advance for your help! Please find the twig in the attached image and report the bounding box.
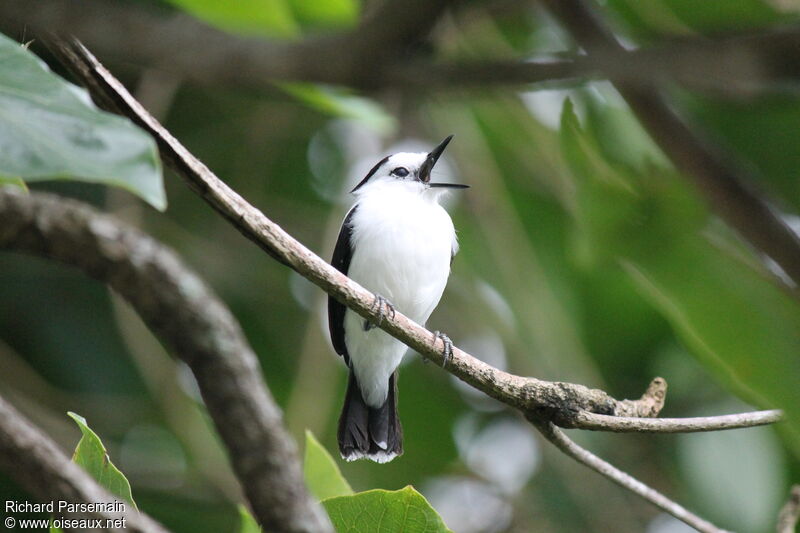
[574,409,784,433]
[0,190,332,533]
[0,394,170,533]
[777,485,800,533]
[46,38,786,435]
[532,420,732,533]
[542,0,800,292]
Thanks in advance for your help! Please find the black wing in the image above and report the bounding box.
[328,205,358,365]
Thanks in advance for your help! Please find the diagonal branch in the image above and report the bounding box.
[532,420,732,533]
[542,0,800,292]
[48,37,665,424]
[48,36,785,434]
[0,190,332,533]
[0,393,170,533]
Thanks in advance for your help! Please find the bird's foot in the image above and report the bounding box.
[431,331,454,368]
[364,294,396,331]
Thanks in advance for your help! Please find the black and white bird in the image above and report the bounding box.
[328,135,467,463]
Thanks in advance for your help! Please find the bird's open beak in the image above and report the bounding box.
[419,135,469,189]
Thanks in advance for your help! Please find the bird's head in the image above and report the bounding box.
[351,135,468,194]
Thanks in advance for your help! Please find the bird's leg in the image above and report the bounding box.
[364,294,396,331]
[431,331,454,368]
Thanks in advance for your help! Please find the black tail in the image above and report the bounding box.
[338,371,402,463]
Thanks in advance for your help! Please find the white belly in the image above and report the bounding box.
[344,185,456,407]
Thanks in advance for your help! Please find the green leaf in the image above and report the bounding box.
[0,34,165,210]
[0,175,28,192]
[584,91,669,172]
[287,0,359,29]
[303,430,353,501]
[164,0,298,38]
[279,83,396,135]
[67,412,137,508]
[323,486,451,533]
[236,505,261,533]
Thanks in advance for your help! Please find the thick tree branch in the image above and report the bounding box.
[0,0,458,91]
[392,58,588,89]
[543,0,800,291]
[390,30,800,94]
[0,190,332,533]
[777,485,800,533]
[48,38,786,436]
[532,420,731,533]
[0,394,169,533]
[4,0,800,95]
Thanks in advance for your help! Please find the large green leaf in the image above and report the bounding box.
[67,412,137,508]
[164,0,298,37]
[0,34,165,210]
[323,487,451,533]
[303,430,353,501]
[559,99,800,456]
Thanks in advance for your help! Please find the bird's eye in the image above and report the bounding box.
[391,167,409,178]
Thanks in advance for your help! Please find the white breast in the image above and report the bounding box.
[344,181,457,406]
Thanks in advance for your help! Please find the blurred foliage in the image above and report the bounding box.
[163,0,299,38]
[1,0,800,532]
[236,505,262,533]
[278,83,396,135]
[304,431,353,501]
[561,98,800,453]
[162,0,358,37]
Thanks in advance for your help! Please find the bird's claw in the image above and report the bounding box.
[432,331,453,368]
[364,294,396,331]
